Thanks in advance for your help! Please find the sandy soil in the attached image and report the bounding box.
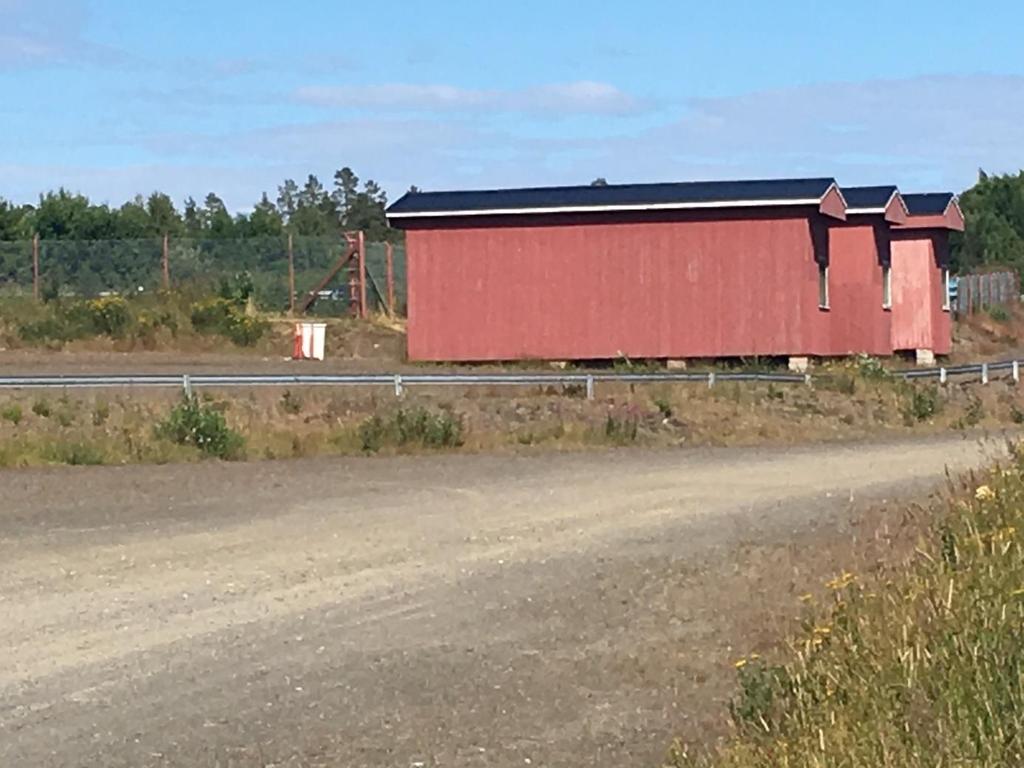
[0,435,1008,767]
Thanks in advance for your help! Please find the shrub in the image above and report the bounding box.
[190,298,268,347]
[17,316,72,343]
[224,314,268,346]
[156,394,245,460]
[189,297,234,334]
[32,399,51,418]
[987,304,1010,323]
[1011,403,1024,425]
[217,271,256,306]
[279,390,303,415]
[855,353,891,381]
[92,401,110,426]
[86,296,132,338]
[604,412,639,444]
[962,393,985,427]
[1,403,22,425]
[653,397,674,420]
[44,441,106,466]
[358,407,465,453]
[902,385,940,423]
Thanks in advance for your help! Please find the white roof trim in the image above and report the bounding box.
[388,197,827,219]
[823,181,848,211]
[893,190,910,217]
[845,189,907,217]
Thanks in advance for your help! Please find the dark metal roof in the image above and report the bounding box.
[842,185,899,211]
[903,193,955,216]
[387,177,839,218]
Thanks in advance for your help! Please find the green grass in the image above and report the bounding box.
[673,447,1024,768]
[358,406,465,453]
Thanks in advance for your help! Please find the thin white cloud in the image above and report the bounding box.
[295,80,645,116]
[0,0,127,68]
[8,74,1024,210]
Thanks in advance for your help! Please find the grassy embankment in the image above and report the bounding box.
[672,450,1024,768]
[0,356,1023,467]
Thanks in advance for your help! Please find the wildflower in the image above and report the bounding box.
[734,658,748,669]
[813,626,832,636]
[749,653,761,661]
[825,572,857,590]
[799,593,814,603]
[975,485,996,502]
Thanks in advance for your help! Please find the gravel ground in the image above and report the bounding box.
[0,435,1007,767]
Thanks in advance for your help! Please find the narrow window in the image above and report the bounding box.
[882,265,892,309]
[942,269,952,311]
[818,264,830,309]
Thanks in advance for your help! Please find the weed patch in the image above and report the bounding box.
[156,395,245,460]
[358,407,464,453]
[1,403,22,425]
[901,384,941,424]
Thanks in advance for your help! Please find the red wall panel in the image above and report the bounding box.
[890,234,952,354]
[406,216,843,362]
[827,224,892,356]
[891,239,935,351]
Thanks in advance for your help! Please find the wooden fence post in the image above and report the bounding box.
[287,232,295,315]
[385,242,395,316]
[358,231,367,319]
[32,234,40,301]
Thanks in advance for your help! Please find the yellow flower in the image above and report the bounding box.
[975,485,996,502]
[825,572,857,590]
[799,593,814,603]
[750,653,761,661]
[734,658,748,669]
[813,625,832,636]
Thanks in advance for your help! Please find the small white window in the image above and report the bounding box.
[818,264,830,309]
[882,265,892,309]
[942,269,951,311]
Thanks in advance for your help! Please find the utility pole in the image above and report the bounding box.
[385,242,395,316]
[162,233,170,291]
[32,234,40,301]
[288,232,296,315]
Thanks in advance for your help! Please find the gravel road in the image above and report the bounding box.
[0,435,1005,767]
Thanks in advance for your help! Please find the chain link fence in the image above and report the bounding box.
[0,235,407,315]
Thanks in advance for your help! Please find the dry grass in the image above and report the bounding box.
[671,449,1024,768]
[0,366,1023,468]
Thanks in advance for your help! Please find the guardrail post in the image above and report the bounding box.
[1014,361,1020,384]
[182,374,193,398]
[981,363,989,385]
[939,367,947,385]
[585,375,595,401]
[707,372,716,389]
[394,374,404,397]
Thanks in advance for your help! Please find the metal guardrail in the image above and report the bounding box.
[0,360,1019,397]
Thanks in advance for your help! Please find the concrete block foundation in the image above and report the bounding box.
[788,356,810,374]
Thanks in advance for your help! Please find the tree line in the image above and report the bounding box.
[952,170,1024,277]
[4,168,1024,277]
[0,167,398,243]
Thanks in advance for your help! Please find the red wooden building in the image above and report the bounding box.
[890,193,964,362]
[830,185,907,357]
[387,179,960,364]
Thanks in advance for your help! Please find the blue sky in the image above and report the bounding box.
[2,0,1023,210]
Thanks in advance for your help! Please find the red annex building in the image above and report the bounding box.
[386,178,960,364]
